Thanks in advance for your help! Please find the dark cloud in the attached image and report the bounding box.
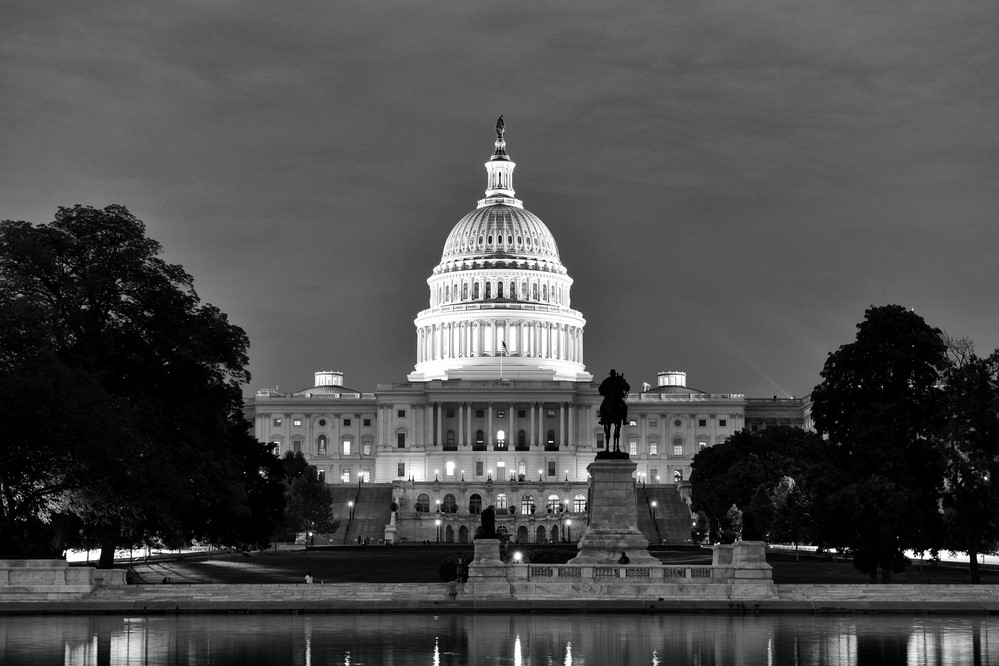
[2,0,997,397]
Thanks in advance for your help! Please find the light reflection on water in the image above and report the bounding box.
[0,613,996,665]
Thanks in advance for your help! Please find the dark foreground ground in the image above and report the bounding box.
[127,545,999,586]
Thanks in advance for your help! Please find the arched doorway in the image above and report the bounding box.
[516,525,529,543]
[458,525,468,544]
[445,524,454,543]
[535,525,547,543]
[550,525,559,542]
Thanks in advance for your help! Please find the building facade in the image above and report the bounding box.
[249,122,806,543]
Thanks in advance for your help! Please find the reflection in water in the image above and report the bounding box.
[0,613,996,665]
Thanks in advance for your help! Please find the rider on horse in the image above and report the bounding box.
[598,369,630,452]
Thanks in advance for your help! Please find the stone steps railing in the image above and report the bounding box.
[527,564,715,581]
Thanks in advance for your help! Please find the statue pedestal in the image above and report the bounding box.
[465,538,510,597]
[569,457,658,565]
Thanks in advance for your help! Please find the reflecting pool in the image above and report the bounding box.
[1,613,996,665]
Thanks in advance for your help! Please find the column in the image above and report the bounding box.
[435,402,442,447]
[568,403,575,449]
[530,402,536,447]
[559,402,565,447]
[487,403,494,448]
[458,401,464,448]
[508,402,514,448]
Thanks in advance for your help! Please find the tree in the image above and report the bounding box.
[810,304,949,582]
[938,348,999,582]
[720,504,743,544]
[690,426,825,541]
[749,485,775,542]
[280,452,340,541]
[691,511,710,544]
[770,477,811,560]
[0,205,276,562]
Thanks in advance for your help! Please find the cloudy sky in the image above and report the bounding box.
[3,1,997,398]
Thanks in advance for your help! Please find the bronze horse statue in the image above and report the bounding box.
[598,369,630,453]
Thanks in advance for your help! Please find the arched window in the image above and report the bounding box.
[521,494,536,516]
[468,493,482,515]
[546,429,556,450]
[573,494,587,513]
[532,284,538,300]
[509,282,515,300]
[543,284,548,301]
[458,525,468,544]
[672,434,684,456]
[445,524,454,543]
[462,283,468,300]
[442,494,458,514]
[674,470,683,484]
[485,282,492,299]
[474,429,485,451]
[445,285,450,302]
[495,493,508,509]
[495,429,506,450]
[517,430,528,451]
[473,283,480,299]
[497,282,504,298]
[416,493,430,513]
[546,493,561,514]
[316,435,328,455]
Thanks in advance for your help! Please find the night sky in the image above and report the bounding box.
[3,2,998,399]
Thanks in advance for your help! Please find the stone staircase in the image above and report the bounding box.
[340,485,393,544]
[637,485,691,545]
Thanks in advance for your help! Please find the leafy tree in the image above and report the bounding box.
[749,485,775,541]
[810,304,949,582]
[690,426,825,541]
[770,477,811,559]
[280,452,339,540]
[0,205,276,562]
[938,348,999,582]
[691,511,710,544]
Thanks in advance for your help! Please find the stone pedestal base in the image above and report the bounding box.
[569,458,658,565]
[0,559,126,595]
[465,539,511,597]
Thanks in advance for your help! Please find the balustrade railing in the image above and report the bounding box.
[526,564,715,581]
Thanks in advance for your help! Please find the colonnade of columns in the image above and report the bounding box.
[416,319,583,364]
[400,400,579,449]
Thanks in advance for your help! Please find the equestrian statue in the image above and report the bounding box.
[598,369,630,455]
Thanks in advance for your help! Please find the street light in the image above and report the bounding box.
[565,518,572,543]
[436,499,442,512]
[651,500,657,522]
[348,501,354,520]
[435,518,442,544]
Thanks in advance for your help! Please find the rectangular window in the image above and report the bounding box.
[518,409,526,418]
[547,461,556,477]
[648,418,658,428]
[361,469,371,483]
[597,434,605,450]
[397,409,406,418]
[546,409,555,417]
[363,418,371,427]
[476,409,484,418]
[496,461,506,478]
[397,433,406,448]
[446,461,455,477]
[649,442,658,456]
[698,419,706,427]
[629,441,637,456]
[293,419,302,427]
[397,463,406,478]
[719,419,727,427]
[650,467,658,483]
[673,444,683,456]
[497,410,505,419]
[293,440,302,453]
[341,469,350,483]
[272,418,282,427]
[362,441,371,455]
[447,409,455,418]
[698,440,707,451]
[344,418,352,427]
[317,469,326,483]
[342,439,351,455]
[476,461,484,477]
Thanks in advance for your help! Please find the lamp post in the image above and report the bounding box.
[435,518,442,544]
[565,518,572,543]
[348,501,354,520]
[651,500,657,521]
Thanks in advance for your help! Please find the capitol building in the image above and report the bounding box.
[249,120,807,545]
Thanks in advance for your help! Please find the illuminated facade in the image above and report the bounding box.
[249,122,806,543]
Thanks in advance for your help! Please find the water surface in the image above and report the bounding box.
[1,613,995,665]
